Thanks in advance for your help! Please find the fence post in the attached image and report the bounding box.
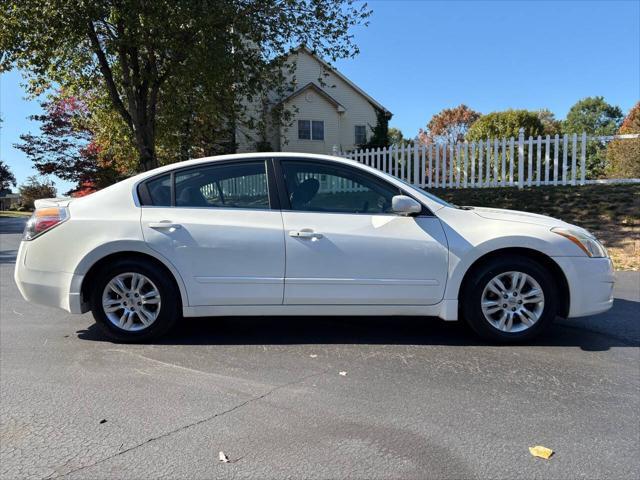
[421,145,426,187]
[509,137,515,185]
[470,142,476,188]
[501,138,506,186]
[544,135,550,185]
[442,143,447,188]
[478,140,484,188]
[434,144,440,187]
[562,134,568,185]
[517,128,525,189]
[571,133,578,185]
[536,135,542,187]
[463,142,469,188]
[413,143,419,186]
[485,139,491,186]
[580,132,587,185]
[493,139,499,186]
[527,135,533,187]
[553,134,559,185]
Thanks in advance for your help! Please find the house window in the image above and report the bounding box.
[311,121,324,140]
[355,125,367,145]
[298,120,324,140]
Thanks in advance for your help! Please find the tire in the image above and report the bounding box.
[461,255,558,343]
[90,258,180,342]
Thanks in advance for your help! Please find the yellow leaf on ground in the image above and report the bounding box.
[529,445,554,459]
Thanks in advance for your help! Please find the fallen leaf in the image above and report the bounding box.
[219,451,229,463]
[529,445,553,459]
[339,371,347,376]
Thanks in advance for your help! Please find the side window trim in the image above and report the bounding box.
[273,157,433,216]
[138,158,277,210]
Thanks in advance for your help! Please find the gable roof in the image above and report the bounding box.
[278,82,346,112]
[291,46,392,117]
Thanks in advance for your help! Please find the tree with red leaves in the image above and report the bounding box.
[15,93,123,195]
[419,104,481,145]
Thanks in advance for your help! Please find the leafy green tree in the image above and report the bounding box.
[18,176,56,210]
[466,110,544,141]
[564,97,623,136]
[563,97,624,178]
[0,160,16,192]
[388,127,410,146]
[606,102,640,178]
[363,109,391,149]
[537,109,562,136]
[1,0,371,172]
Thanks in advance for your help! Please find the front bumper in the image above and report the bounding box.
[552,256,615,318]
[13,241,84,314]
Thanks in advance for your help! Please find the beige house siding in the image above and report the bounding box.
[236,48,391,155]
[280,88,341,154]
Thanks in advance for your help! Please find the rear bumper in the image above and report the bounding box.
[13,242,85,314]
[552,256,615,318]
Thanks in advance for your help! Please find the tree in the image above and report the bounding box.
[1,0,371,172]
[18,176,56,210]
[0,160,17,192]
[419,104,481,145]
[15,92,126,194]
[388,127,410,145]
[466,110,544,141]
[563,97,624,178]
[606,102,640,178]
[564,96,623,136]
[537,109,562,136]
[363,109,391,149]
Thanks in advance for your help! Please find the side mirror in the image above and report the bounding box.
[391,195,422,216]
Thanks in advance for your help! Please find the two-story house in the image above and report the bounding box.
[236,46,392,155]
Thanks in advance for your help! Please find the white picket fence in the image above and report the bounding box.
[340,130,640,189]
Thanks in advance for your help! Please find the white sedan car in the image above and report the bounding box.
[15,153,614,342]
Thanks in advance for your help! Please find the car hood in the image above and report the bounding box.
[470,206,571,228]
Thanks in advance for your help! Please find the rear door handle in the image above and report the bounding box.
[289,229,323,239]
[148,221,182,230]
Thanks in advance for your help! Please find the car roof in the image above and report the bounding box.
[141,152,360,176]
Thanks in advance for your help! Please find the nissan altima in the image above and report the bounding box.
[14,153,614,342]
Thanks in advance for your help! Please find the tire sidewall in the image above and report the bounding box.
[90,259,179,342]
[462,256,558,343]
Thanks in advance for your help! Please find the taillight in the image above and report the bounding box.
[23,207,69,240]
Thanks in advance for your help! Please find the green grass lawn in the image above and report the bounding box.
[434,183,639,271]
[0,211,32,217]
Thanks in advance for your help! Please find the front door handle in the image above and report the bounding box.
[289,229,323,239]
[148,221,182,230]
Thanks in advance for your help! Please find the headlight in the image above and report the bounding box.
[551,227,608,258]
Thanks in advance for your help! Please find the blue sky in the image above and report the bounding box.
[1,0,639,193]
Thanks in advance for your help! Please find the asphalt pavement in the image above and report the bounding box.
[1,216,638,479]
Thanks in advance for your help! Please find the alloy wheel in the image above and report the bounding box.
[101,272,161,331]
[480,271,545,333]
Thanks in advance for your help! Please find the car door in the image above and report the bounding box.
[276,159,448,305]
[139,159,285,306]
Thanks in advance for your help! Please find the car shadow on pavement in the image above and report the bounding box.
[77,298,639,351]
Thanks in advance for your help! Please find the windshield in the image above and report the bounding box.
[392,176,458,208]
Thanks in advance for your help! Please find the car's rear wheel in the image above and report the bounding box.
[90,259,179,342]
[461,255,558,342]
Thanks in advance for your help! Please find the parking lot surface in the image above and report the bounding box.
[1,217,638,479]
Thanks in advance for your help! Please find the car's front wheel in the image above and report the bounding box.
[90,259,180,342]
[461,255,558,342]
